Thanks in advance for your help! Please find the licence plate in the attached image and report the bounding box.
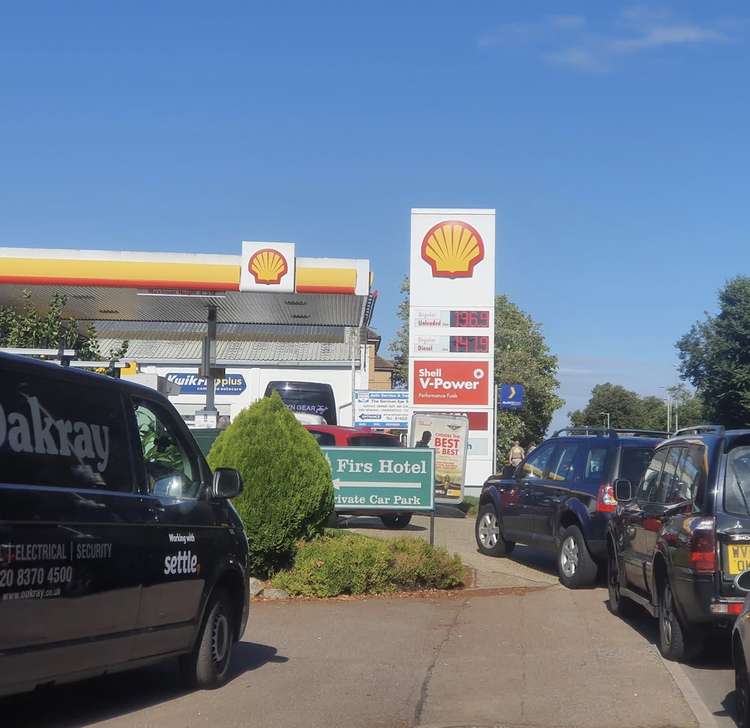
[725,544,750,575]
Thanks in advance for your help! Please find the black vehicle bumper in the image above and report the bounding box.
[673,569,743,624]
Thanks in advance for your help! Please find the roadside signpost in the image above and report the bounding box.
[498,383,525,410]
[322,446,436,543]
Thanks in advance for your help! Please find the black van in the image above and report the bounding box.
[0,354,249,697]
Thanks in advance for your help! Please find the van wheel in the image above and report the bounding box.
[381,513,412,529]
[607,545,638,618]
[181,589,235,689]
[658,580,702,662]
[475,504,515,557]
[558,525,597,589]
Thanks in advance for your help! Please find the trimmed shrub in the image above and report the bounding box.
[207,393,333,577]
[272,532,465,597]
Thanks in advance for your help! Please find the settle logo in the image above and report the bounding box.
[421,221,484,279]
[248,248,288,285]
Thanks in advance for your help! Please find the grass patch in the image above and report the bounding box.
[271,532,465,598]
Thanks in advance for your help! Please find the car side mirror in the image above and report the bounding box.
[736,571,750,593]
[614,479,632,503]
[212,468,243,499]
[501,464,517,479]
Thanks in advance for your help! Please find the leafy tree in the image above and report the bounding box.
[677,277,750,428]
[207,393,334,577]
[0,290,127,362]
[495,295,563,458]
[569,382,704,432]
[388,276,410,388]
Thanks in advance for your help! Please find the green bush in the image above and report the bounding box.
[207,393,333,577]
[272,532,464,597]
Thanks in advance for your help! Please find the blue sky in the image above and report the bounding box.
[1,2,748,430]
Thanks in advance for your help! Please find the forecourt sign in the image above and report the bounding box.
[323,447,434,511]
[353,390,410,429]
[409,209,496,495]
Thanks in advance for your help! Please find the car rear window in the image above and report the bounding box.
[348,434,401,447]
[725,446,750,516]
[618,446,654,486]
[307,430,336,446]
[0,368,133,491]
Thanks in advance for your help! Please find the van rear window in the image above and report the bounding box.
[725,447,750,516]
[0,369,133,491]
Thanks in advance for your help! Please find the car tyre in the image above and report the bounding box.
[475,504,515,557]
[736,646,750,728]
[607,544,638,618]
[180,588,235,690]
[558,524,597,589]
[658,579,702,662]
[380,513,412,529]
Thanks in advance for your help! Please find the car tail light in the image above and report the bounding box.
[596,483,617,513]
[689,517,717,573]
[710,601,744,616]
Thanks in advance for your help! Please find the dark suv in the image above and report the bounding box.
[475,428,665,588]
[608,425,750,661]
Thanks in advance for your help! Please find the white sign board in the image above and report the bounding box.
[354,390,409,429]
[409,209,496,490]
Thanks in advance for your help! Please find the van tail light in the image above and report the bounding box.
[597,483,617,513]
[689,517,717,573]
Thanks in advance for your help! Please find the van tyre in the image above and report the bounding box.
[181,589,235,689]
[607,545,638,618]
[558,525,597,588]
[381,513,412,529]
[475,504,515,557]
[658,580,702,662]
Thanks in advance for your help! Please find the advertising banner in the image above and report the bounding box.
[353,390,409,429]
[409,413,469,503]
[323,446,434,512]
[165,372,247,395]
[412,360,489,406]
[499,383,525,410]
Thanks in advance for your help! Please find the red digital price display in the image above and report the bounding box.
[449,310,490,328]
[449,336,490,353]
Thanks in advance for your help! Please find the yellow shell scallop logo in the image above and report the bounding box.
[248,248,289,285]
[421,221,485,279]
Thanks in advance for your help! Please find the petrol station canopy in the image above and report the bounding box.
[0,246,376,365]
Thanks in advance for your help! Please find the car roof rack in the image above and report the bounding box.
[672,425,726,437]
[551,427,669,439]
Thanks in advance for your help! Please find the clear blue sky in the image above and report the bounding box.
[2,2,748,430]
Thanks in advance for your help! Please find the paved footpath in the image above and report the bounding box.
[1,513,711,728]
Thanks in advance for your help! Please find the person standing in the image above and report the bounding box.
[509,440,525,467]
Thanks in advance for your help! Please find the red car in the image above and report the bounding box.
[304,425,411,529]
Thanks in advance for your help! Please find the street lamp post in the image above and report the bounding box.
[659,386,673,434]
[600,411,610,430]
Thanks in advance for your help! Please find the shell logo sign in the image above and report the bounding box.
[421,221,485,279]
[240,241,295,292]
[248,248,288,285]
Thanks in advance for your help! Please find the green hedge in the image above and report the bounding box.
[207,393,333,576]
[272,532,464,597]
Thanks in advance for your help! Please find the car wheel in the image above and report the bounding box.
[180,588,235,689]
[558,525,597,589]
[737,647,750,728]
[380,513,412,529]
[658,580,702,662]
[607,545,638,618]
[475,504,515,557]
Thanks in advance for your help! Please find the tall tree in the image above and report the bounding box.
[494,295,563,458]
[677,277,750,427]
[388,276,409,389]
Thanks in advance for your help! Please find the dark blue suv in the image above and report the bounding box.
[475,428,666,588]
